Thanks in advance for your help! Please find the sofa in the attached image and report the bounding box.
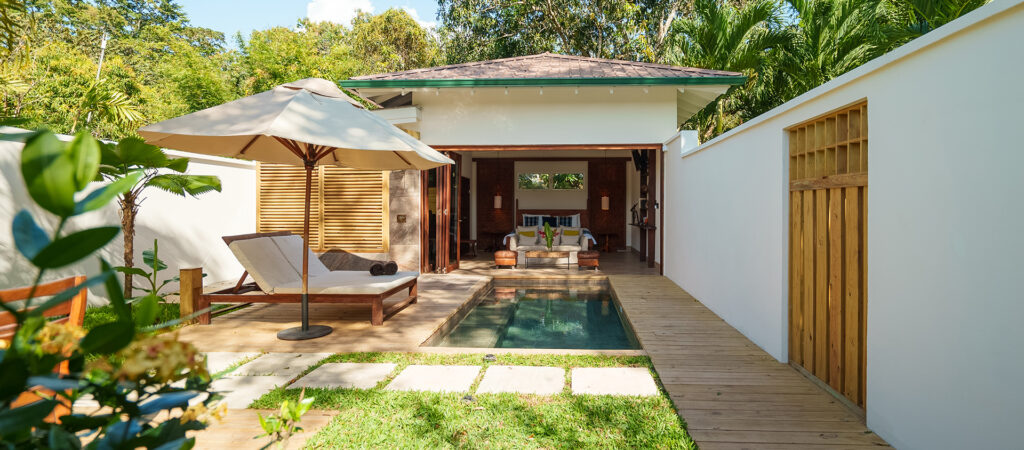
[508,226,590,265]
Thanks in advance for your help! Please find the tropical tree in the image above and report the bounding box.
[71,77,144,132]
[880,0,989,45]
[348,9,441,73]
[666,0,790,137]
[98,138,221,298]
[777,0,885,98]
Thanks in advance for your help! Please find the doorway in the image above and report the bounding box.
[421,153,461,273]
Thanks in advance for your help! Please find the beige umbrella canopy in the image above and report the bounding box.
[139,78,452,340]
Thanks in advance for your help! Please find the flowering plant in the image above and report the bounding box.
[539,222,560,250]
[0,130,220,449]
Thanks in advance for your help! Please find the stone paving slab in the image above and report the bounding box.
[292,362,397,390]
[233,352,332,377]
[385,365,481,393]
[203,352,261,375]
[477,365,565,395]
[570,367,659,396]
[211,376,292,408]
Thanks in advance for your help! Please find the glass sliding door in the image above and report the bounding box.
[421,153,461,273]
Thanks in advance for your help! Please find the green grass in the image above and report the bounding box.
[83,302,235,331]
[250,352,694,449]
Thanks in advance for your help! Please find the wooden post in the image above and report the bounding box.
[179,268,208,325]
[646,148,657,268]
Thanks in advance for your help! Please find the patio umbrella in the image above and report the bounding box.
[139,77,452,340]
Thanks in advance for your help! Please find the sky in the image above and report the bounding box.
[176,0,440,43]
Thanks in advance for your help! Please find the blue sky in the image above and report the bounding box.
[177,0,440,42]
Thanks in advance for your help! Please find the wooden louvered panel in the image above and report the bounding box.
[257,164,388,253]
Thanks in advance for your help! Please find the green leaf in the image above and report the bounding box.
[100,259,129,320]
[165,157,189,173]
[101,137,168,169]
[59,413,114,432]
[0,399,58,436]
[138,391,199,415]
[32,226,121,268]
[115,266,150,277]
[21,131,77,217]
[0,357,30,402]
[147,174,222,197]
[80,320,134,354]
[12,210,49,261]
[68,130,100,191]
[153,437,194,450]
[28,270,113,318]
[74,170,143,215]
[48,426,80,450]
[133,293,160,328]
[142,251,167,272]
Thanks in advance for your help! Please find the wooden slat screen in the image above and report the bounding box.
[787,101,868,408]
[257,163,389,253]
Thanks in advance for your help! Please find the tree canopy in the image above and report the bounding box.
[0,0,991,141]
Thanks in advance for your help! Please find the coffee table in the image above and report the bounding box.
[524,251,572,269]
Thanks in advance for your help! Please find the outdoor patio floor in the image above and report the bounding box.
[609,275,891,449]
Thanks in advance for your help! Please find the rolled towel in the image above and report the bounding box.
[383,261,398,275]
[369,263,385,276]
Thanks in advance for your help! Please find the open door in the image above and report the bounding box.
[421,153,461,273]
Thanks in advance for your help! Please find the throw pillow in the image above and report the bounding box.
[559,228,581,246]
[516,226,539,245]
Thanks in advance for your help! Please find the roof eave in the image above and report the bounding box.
[339,76,747,89]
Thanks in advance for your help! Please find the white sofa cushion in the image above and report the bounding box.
[558,227,583,246]
[270,235,331,277]
[275,271,418,295]
[515,226,540,246]
[227,238,300,293]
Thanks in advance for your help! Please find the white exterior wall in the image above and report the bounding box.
[660,1,1024,448]
[0,141,256,305]
[415,86,677,146]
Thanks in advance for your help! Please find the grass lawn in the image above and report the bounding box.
[83,302,235,331]
[250,352,694,449]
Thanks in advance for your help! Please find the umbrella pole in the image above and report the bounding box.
[278,160,333,341]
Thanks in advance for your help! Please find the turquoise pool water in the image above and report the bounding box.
[432,281,640,349]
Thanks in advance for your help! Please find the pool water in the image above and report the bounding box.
[432,281,640,349]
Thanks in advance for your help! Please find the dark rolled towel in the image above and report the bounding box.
[383,261,398,275]
[369,263,385,276]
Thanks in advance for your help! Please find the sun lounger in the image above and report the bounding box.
[180,232,417,326]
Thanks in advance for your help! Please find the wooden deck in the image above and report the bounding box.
[608,275,890,449]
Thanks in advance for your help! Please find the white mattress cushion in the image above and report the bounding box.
[228,238,301,293]
[269,235,331,277]
[275,271,418,295]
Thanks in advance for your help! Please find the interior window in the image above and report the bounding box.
[518,173,550,189]
[552,173,584,190]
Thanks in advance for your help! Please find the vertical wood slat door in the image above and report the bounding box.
[788,101,868,408]
[257,163,389,253]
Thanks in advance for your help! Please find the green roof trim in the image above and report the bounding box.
[338,76,747,89]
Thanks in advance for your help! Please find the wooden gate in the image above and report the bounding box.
[788,101,868,408]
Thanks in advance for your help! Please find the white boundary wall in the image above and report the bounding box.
[661,1,1024,448]
[0,138,257,305]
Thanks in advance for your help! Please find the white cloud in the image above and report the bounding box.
[400,6,437,28]
[306,0,375,25]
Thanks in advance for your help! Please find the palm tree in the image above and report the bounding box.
[778,0,885,98]
[71,78,144,133]
[666,0,790,137]
[99,138,222,298]
[880,0,989,46]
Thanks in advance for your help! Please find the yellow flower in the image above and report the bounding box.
[179,401,227,425]
[35,322,86,357]
[90,332,208,383]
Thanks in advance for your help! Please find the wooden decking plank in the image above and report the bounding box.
[608,275,889,448]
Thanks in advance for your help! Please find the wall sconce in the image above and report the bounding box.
[494,194,502,209]
[601,195,610,211]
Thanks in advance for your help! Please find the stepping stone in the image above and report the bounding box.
[385,365,481,393]
[233,352,332,377]
[292,363,397,390]
[570,367,659,396]
[477,365,565,395]
[203,352,260,375]
[210,376,292,409]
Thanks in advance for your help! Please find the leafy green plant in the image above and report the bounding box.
[97,137,221,298]
[0,129,221,449]
[256,389,315,449]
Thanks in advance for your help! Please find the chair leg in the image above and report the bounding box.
[371,298,384,326]
[409,282,418,304]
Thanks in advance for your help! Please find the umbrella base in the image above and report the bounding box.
[277,325,333,341]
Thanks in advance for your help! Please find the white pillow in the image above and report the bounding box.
[571,213,581,228]
[515,226,540,245]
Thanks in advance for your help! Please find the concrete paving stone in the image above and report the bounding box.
[232,352,332,377]
[203,352,261,375]
[291,362,398,390]
[210,375,292,409]
[570,367,659,396]
[384,365,481,393]
[476,365,566,395]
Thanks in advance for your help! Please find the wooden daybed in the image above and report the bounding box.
[179,232,417,326]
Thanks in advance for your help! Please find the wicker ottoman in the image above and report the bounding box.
[494,250,517,268]
[578,250,600,270]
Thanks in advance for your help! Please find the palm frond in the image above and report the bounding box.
[147,174,222,197]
